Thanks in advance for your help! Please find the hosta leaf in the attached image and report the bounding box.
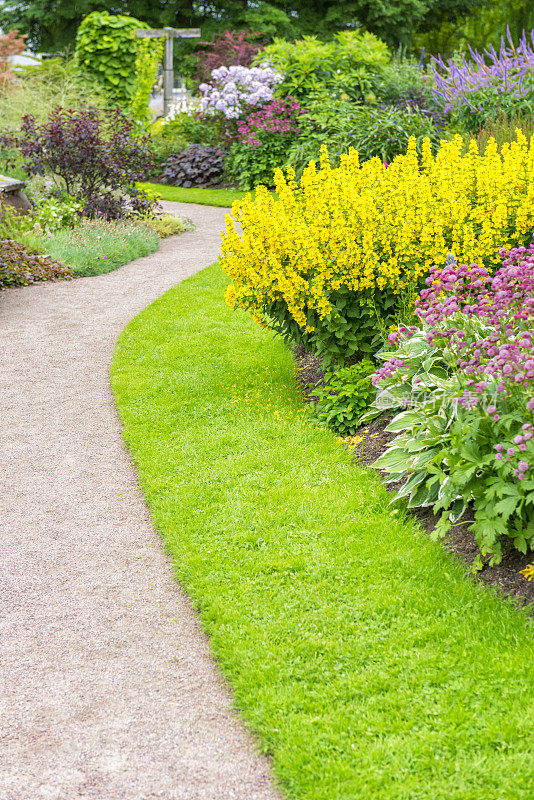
[373,447,408,473]
[386,410,425,432]
[449,497,467,523]
[395,469,427,498]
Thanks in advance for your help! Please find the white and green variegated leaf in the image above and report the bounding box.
[373,447,409,473]
[383,471,405,484]
[449,498,467,523]
[394,469,427,499]
[386,410,426,433]
[407,478,440,508]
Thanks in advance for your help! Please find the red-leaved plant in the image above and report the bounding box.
[0,29,27,87]
[5,106,156,219]
[194,29,262,84]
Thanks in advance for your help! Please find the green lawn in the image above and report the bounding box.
[138,182,248,207]
[111,263,534,800]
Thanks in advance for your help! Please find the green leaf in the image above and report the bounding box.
[449,498,466,523]
[493,496,519,518]
[373,447,408,473]
[513,533,528,554]
[386,410,424,432]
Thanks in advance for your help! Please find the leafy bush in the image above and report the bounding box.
[311,360,376,435]
[431,29,534,133]
[369,247,534,563]
[0,238,72,288]
[157,111,224,148]
[225,98,305,189]
[199,65,283,120]
[194,29,262,84]
[363,59,428,104]
[0,191,82,239]
[75,11,162,124]
[35,193,83,232]
[387,89,446,128]
[256,30,390,102]
[161,145,225,187]
[7,106,155,219]
[149,131,189,174]
[287,101,442,175]
[221,133,534,367]
[146,213,193,238]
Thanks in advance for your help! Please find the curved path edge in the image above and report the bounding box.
[0,202,280,800]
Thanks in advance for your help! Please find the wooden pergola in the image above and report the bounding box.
[135,27,201,116]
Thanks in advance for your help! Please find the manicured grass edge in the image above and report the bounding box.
[139,181,248,207]
[111,263,534,800]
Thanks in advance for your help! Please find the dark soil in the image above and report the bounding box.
[293,347,534,609]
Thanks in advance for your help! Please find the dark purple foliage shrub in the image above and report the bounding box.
[0,239,72,288]
[161,145,225,187]
[194,29,262,85]
[7,106,156,219]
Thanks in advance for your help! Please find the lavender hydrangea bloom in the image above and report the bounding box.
[431,27,534,113]
[199,65,284,120]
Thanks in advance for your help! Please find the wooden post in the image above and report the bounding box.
[135,27,201,116]
[163,31,174,116]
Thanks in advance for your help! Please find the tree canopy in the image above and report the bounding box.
[0,0,490,53]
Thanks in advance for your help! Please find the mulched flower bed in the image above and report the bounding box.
[293,347,534,608]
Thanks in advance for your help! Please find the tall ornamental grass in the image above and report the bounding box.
[221,133,534,365]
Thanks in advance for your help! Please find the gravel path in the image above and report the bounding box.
[0,203,280,800]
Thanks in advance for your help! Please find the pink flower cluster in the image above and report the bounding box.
[416,244,534,326]
[237,99,305,148]
[413,244,534,405]
[495,424,533,479]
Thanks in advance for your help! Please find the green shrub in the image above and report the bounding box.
[146,213,193,237]
[364,60,429,103]
[0,194,82,239]
[287,101,442,176]
[0,238,72,288]
[255,30,390,102]
[149,131,189,174]
[158,112,225,147]
[75,11,162,124]
[225,140,283,189]
[310,359,376,435]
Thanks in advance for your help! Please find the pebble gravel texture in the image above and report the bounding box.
[0,202,280,800]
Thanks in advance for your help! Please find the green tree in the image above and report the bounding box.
[0,0,489,53]
[0,0,200,52]
[416,0,534,59]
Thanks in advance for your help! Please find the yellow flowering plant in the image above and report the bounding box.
[220,133,534,365]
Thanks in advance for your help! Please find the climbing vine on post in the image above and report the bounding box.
[75,11,162,125]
